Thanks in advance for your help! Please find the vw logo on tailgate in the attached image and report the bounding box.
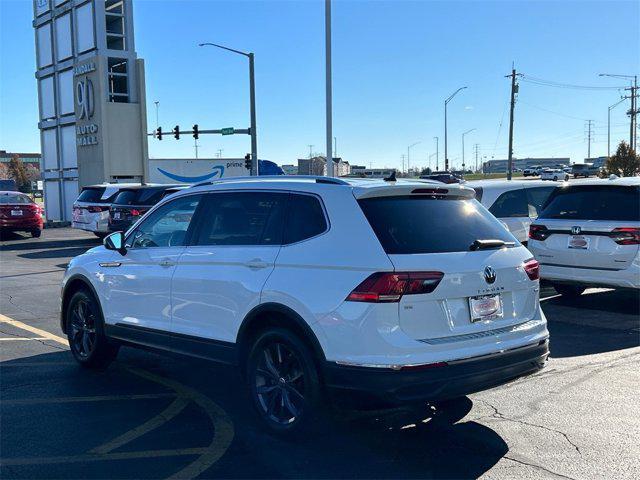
[483,266,497,284]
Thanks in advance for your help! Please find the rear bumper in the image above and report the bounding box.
[540,263,640,289]
[323,339,549,404]
[72,220,109,233]
[0,217,43,230]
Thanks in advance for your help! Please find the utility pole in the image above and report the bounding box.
[401,154,406,174]
[334,136,337,157]
[474,143,479,172]
[586,120,593,159]
[325,0,334,176]
[599,73,639,153]
[505,66,520,180]
[608,99,625,157]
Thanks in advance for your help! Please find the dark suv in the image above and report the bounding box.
[108,185,180,232]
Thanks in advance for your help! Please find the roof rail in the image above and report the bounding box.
[191,175,350,188]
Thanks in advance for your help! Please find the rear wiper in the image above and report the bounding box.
[469,239,515,251]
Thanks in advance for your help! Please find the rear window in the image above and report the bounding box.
[113,188,167,206]
[0,193,33,204]
[77,187,107,203]
[539,185,640,221]
[358,196,517,254]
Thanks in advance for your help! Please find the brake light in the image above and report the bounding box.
[529,224,550,241]
[346,271,444,303]
[523,259,540,281]
[87,205,107,213]
[130,209,141,216]
[611,227,640,245]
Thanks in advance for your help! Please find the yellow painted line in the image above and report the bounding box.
[89,396,190,454]
[0,337,49,341]
[1,448,208,466]
[2,393,176,406]
[0,314,68,347]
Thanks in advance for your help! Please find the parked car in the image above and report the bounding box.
[523,165,542,177]
[466,180,557,244]
[562,166,572,174]
[61,176,549,434]
[72,184,140,238]
[419,171,462,184]
[0,191,44,237]
[108,184,180,233]
[572,163,600,178]
[528,177,640,295]
[540,169,569,182]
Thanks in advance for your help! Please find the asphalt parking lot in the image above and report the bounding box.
[1,228,639,480]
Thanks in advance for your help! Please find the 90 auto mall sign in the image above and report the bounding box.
[74,62,99,147]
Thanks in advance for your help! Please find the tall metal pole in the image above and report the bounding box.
[325,0,333,176]
[434,136,439,170]
[608,98,625,157]
[154,101,159,129]
[462,128,475,171]
[444,87,467,171]
[248,53,258,175]
[506,68,517,181]
[407,142,421,175]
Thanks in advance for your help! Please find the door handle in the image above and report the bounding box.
[245,259,269,269]
[159,259,175,268]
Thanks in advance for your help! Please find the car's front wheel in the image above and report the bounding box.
[245,327,323,435]
[553,283,586,298]
[31,228,41,238]
[66,289,119,368]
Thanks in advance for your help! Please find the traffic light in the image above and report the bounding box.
[155,126,162,140]
[173,125,180,140]
[192,124,199,140]
[244,153,252,171]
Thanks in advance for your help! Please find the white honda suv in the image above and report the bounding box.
[60,176,549,433]
[528,177,640,295]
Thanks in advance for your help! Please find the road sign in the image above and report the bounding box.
[221,127,235,136]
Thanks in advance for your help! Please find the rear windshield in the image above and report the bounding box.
[0,193,33,204]
[358,196,517,254]
[539,185,640,221]
[77,187,107,203]
[113,188,167,206]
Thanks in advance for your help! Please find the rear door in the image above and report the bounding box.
[358,195,538,341]
[170,191,287,342]
[533,185,640,269]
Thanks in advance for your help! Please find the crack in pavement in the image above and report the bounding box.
[478,399,582,455]
[503,454,579,480]
[0,328,67,352]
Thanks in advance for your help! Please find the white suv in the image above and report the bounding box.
[529,178,640,295]
[60,176,549,433]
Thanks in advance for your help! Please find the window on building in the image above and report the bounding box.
[105,1,126,50]
[108,57,128,103]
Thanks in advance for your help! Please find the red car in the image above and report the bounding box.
[0,191,44,238]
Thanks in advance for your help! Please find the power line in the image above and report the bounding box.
[520,75,626,91]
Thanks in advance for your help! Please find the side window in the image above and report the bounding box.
[194,192,287,246]
[127,195,202,248]
[525,186,555,218]
[284,194,328,244]
[473,187,483,202]
[489,189,528,218]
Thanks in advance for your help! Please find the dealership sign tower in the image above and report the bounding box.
[33,0,148,221]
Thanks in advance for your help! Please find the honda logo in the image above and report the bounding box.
[571,226,581,235]
[483,266,497,284]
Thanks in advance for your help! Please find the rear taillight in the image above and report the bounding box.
[346,271,444,303]
[523,259,540,281]
[87,205,107,213]
[610,227,640,245]
[529,224,550,241]
[130,209,141,216]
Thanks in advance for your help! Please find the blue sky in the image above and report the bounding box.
[1,0,638,170]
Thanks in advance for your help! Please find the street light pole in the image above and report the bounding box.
[434,136,439,171]
[325,0,334,176]
[600,73,638,152]
[407,141,421,176]
[608,98,625,157]
[444,87,467,171]
[199,42,258,175]
[462,128,475,171]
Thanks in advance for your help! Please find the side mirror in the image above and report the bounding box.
[104,231,127,256]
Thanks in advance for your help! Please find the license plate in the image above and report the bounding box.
[568,235,589,250]
[11,210,22,216]
[469,294,504,323]
[113,212,121,220]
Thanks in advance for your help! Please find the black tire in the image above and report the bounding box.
[245,327,323,435]
[553,284,586,298]
[553,176,558,181]
[31,228,42,238]
[65,289,119,368]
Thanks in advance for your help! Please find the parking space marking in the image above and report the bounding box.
[0,312,235,479]
[0,337,49,341]
[2,393,176,406]
[0,314,69,346]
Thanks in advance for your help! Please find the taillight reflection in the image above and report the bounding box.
[529,224,550,241]
[346,271,444,303]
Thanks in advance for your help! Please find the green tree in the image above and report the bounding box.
[7,155,30,192]
[605,141,640,177]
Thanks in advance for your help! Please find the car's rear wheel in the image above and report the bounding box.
[245,327,323,435]
[66,289,119,368]
[31,228,41,238]
[553,284,586,298]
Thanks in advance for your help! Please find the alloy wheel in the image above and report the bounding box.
[70,299,97,358]
[254,342,306,425]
